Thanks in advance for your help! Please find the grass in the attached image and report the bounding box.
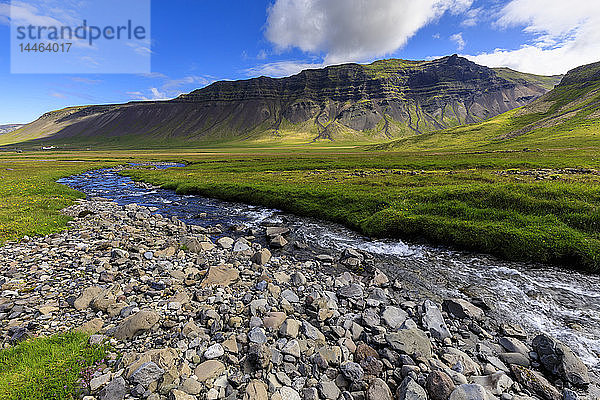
[122,149,600,271]
[0,332,109,400]
[0,160,110,242]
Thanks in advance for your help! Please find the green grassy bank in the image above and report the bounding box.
[124,149,600,271]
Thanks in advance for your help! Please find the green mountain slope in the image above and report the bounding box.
[372,60,600,151]
[1,56,560,148]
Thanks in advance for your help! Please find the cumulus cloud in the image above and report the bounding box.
[265,0,473,64]
[450,33,466,50]
[466,0,600,75]
[244,61,324,78]
[128,75,215,101]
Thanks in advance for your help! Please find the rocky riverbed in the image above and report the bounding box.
[0,197,598,400]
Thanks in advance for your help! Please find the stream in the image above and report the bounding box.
[57,165,600,377]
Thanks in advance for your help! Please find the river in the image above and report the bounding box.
[57,165,600,377]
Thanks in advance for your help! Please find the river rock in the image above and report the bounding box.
[449,384,489,400]
[340,361,364,382]
[251,248,271,265]
[130,362,164,387]
[98,377,126,400]
[397,377,428,400]
[367,378,394,400]
[245,380,268,400]
[426,370,456,400]
[499,337,530,355]
[74,286,103,310]
[443,298,484,320]
[195,360,225,382]
[511,365,561,400]
[280,386,301,400]
[386,329,433,358]
[112,310,159,340]
[531,333,590,387]
[200,264,239,287]
[382,305,408,329]
[422,300,451,340]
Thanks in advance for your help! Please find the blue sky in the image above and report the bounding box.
[1,0,599,124]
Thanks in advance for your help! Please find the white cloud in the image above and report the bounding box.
[450,32,466,50]
[244,61,325,78]
[466,0,600,75]
[265,0,474,64]
[127,75,215,101]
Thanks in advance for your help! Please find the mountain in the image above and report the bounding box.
[371,59,600,151]
[0,124,24,134]
[1,55,561,147]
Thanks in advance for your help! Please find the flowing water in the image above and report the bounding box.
[57,165,600,377]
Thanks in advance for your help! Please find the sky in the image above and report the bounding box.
[0,0,599,124]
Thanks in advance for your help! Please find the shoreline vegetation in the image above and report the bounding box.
[0,148,598,271]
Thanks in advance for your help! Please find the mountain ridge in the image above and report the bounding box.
[1,55,562,147]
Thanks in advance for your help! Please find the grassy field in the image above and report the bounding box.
[0,145,599,274]
[0,332,108,400]
[120,148,600,271]
[0,159,111,242]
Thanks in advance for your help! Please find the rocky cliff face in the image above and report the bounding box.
[8,56,561,145]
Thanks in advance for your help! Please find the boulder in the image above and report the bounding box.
[427,370,456,400]
[112,310,159,340]
[449,384,489,400]
[251,248,271,265]
[98,377,126,400]
[194,360,225,382]
[397,377,428,400]
[200,264,239,287]
[531,333,590,387]
[422,300,451,340]
[443,299,484,320]
[385,329,433,358]
[511,365,561,400]
[367,378,394,400]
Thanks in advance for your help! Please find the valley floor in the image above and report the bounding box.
[0,145,599,271]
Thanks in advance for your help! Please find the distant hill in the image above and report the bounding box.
[0,55,561,148]
[0,124,24,135]
[371,60,600,151]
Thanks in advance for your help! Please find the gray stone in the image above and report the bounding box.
[397,377,428,400]
[367,378,393,400]
[422,300,451,340]
[382,306,408,329]
[281,289,300,303]
[362,308,381,328]
[340,362,364,382]
[282,339,301,358]
[337,284,364,299]
[98,377,126,400]
[471,372,513,396]
[204,343,224,359]
[130,362,164,387]
[449,384,489,400]
[532,333,590,387]
[280,386,301,400]
[499,337,529,355]
[385,329,433,358]
[112,310,159,340]
[248,327,268,344]
[319,380,341,400]
[443,299,484,320]
[499,352,530,368]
